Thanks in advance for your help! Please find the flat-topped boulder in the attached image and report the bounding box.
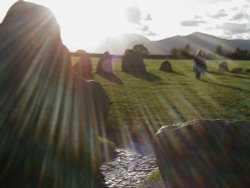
[121,49,146,73]
[153,119,250,187]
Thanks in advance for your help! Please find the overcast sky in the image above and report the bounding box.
[1,0,250,51]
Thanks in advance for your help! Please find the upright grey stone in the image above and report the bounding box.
[0,2,111,187]
[73,50,93,79]
[121,49,146,73]
[218,61,229,72]
[159,60,172,72]
[97,51,113,75]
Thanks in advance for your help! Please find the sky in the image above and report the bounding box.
[1,0,250,52]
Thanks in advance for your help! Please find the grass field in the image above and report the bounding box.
[6,56,247,186]
[72,57,250,144]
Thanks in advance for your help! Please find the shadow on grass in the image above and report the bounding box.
[97,73,123,85]
[208,71,250,80]
[125,71,162,82]
[160,70,186,76]
[201,80,250,92]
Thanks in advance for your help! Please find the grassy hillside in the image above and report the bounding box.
[72,57,250,144]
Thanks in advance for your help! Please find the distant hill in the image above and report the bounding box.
[153,32,250,54]
[93,33,164,55]
[90,32,250,55]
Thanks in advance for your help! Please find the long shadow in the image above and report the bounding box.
[201,80,250,92]
[160,70,186,76]
[125,71,162,82]
[98,73,123,85]
[208,71,250,80]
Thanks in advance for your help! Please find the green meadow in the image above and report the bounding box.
[72,57,250,142]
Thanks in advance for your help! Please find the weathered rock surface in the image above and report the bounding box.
[100,148,157,188]
[154,119,250,188]
[121,49,146,73]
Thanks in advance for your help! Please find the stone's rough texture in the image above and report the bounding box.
[159,60,173,72]
[100,148,157,188]
[0,1,110,187]
[153,119,250,188]
[121,49,146,73]
[97,51,113,75]
[218,61,229,72]
[73,50,93,79]
[231,67,243,73]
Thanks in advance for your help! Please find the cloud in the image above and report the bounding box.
[126,6,142,25]
[223,23,248,35]
[231,7,238,11]
[180,20,207,26]
[145,31,157,36]
[209,9,228,19]
[194,15,202,19]
[216,24,223,29]
[142,25,149,32]
[192,0,228,4]
[144,14,152,21]
[139,25,157,36]
[231,12,250,20]
[231,13,245,20]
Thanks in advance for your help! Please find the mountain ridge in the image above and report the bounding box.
[90,32,250,55]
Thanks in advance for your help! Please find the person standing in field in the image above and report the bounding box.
[193,49,207,80]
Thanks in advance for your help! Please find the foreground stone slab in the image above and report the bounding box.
[154,119,250,188]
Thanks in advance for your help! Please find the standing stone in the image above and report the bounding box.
[159,60,173,72]
[121,49,146,73]
[73,50,93,79]
[153,119,250,188]
[218,61,229,72]
[0,2,110,187]
[97,51,113,75]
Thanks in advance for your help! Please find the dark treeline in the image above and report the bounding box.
[70,52,172,59]
[170,44,250,60]
[71,43,250,60]
[226,47,250,60]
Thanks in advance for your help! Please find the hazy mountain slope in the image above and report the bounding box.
[90,32,250,55]
[93,33,160,55]
[153,32,250,54]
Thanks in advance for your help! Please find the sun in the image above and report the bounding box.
[30,0,134,52]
